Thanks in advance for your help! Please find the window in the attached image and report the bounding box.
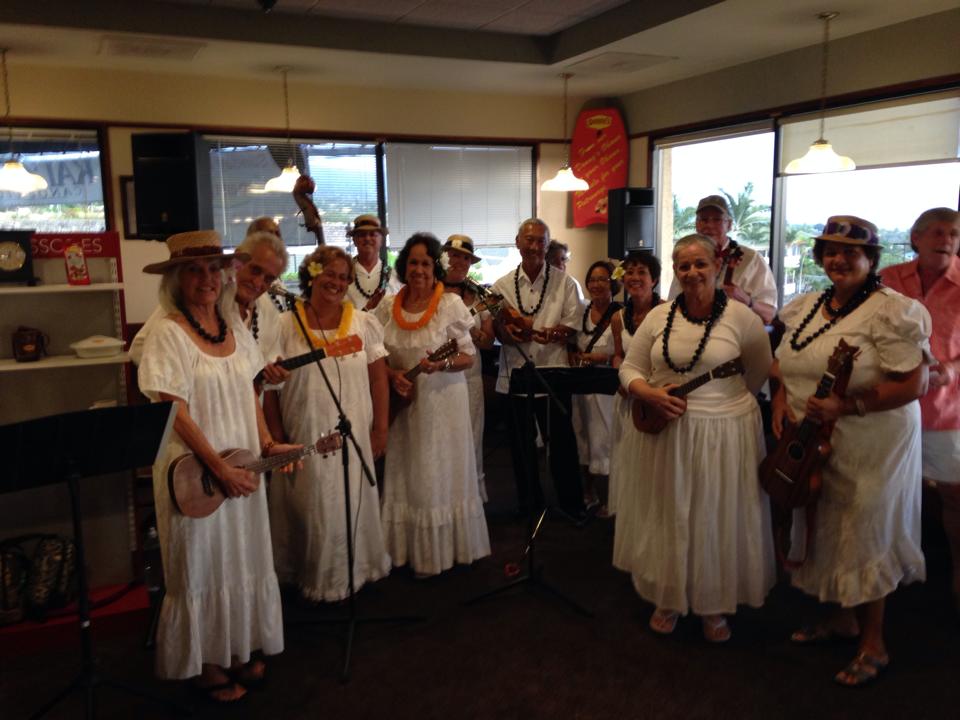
[654,125,774,292]
[0,129,105,232]
[207,137,378,278]
[778,93,960,303]
[384,142,534,283]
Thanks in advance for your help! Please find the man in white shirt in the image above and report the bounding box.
[345,214,403,311]
[668,195,778,324]
[492,218,586,521]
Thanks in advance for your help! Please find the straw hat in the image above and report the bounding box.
[815,215,882,248]
[142,231,249,274]
[442,234,481,264]
[346,214,388,237]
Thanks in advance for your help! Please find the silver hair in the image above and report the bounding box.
[517,217,550,238]
[911,207,959,237]
[672,233,717,263]
[236,230,289,268]
[157,263,227,314]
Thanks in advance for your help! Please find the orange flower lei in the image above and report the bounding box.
[392,282,444,331]
[295,300,354,347]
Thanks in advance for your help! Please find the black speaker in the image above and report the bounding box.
[131,133,213,240]
[607,187,655,259]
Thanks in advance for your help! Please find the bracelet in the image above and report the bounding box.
[443,357,453,371]
[854,397,866,417]
[261,439,276,455]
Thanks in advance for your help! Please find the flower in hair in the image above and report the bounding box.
[307,261,324,278]
[611,264,625,281]
[439,251,451,272]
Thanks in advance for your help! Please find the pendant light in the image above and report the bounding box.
[0,49,48,195]
[264,66,300,193]
[784,12,856,175]
[541,72,589,192]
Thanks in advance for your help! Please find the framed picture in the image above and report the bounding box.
[120,175,141,239]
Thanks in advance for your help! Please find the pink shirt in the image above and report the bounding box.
[881,257,960,430]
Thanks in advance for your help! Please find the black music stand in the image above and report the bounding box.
[0,403,183,720]
[466,356,608,617]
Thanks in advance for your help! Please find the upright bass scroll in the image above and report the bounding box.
[292,174,325,245]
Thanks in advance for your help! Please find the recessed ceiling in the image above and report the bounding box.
[0,0,956,96]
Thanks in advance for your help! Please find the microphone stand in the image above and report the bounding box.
[282,293,421,682]
[466,339,592,617]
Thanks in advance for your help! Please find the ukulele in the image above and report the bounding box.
[388,338,458,424]
[759,338,858,510]
[631,357,745,433]
[168,433,342,518]
[292,174,325,245]
[722,243,745,286]
[254,334,362,385]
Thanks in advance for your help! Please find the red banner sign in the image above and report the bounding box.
[31,232,121,260]
[569,108,629,228]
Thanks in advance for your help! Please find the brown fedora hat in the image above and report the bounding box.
[142,231,250,274]
[346,214,388,237]
[442,234,481,264]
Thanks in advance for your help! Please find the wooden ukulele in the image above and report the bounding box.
[254,334,362,385]
[168,433,342,518]
[722,243,745,286]
[631,357,745,433]
[292,174,325,245]
[759,338,858,510]
[388,338,458,424]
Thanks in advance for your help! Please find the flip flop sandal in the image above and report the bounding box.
[649,609,679,635]
[702,616,732,643]
[192,681,247,704]
[230,659,267,690]
[791,625,859,645]
[834,652,889,688]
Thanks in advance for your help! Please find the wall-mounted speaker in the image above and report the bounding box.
[131,133,213,240]
[607,187,655,259]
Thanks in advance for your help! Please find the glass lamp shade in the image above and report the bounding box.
[784,139,856,175]
[541,165,589,192]
[263,164,301,193]
[0,160,48,194]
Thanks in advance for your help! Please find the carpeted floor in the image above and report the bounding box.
[3,406,959,719]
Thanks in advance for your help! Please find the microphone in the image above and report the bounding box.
[268,282,305,303]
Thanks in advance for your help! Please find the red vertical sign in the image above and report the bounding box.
[569,108,629,227]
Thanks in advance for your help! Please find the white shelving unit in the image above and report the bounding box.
[0,352,130,372]
[0,282,124,295]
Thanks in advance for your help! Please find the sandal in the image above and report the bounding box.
[192,680,247,704]
[230,659,267,690]
[702,615,731,643]
[791,624,858,645]
[834,652,889,688]
[649,608,679,635]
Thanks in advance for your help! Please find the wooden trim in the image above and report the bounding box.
[98,127,115,233]
[631,74,960,142]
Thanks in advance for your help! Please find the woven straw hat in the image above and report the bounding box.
[142,231,249,274]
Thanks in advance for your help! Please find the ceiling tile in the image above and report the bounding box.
[400,2,509,29]
[481,10,578,36]
[309,0,425,20]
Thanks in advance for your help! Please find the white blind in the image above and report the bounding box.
[384,143,533,248]
[779,92,960,173]
[207,137,378,248]
[655,120,774,149]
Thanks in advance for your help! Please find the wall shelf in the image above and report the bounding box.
[0,353,130,372]
[0,282,124,295]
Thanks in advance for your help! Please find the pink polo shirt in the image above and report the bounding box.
[881,257,960,430]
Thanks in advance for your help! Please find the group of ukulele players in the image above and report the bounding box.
[134,200,959,699]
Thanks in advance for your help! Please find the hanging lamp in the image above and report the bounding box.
[0,49,47,195]
[264,66,300,193]
[784,12,856,175]
[541,72,589,192]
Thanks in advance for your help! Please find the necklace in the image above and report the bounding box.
[295,300,354,347]
[582,301,616,333]
[392,282,444,331]
[353,258,388,299]
[789,277,879,352]
[249,305,259,341]
[180,303,227,345]
[513,262,551,317]
[661,290,727,374]
[623,293,660,336]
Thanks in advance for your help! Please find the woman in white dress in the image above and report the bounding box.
[772,216,930,687]
[570,261,622,515]
[440,234,495,502]
[265,246,392,602]
[608,251,662,525]
[138,231,298,702]
[616,234,774,643]
[376,233,491,577]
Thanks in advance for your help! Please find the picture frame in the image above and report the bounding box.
[120,175,141,239]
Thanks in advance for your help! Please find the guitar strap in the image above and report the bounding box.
[584,302,622,354]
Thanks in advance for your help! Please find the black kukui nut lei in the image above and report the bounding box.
[662,289,727,374]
